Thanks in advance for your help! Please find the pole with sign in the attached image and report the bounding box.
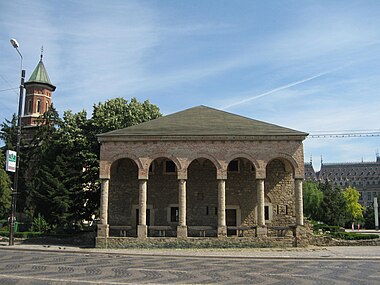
[5,150,17,172]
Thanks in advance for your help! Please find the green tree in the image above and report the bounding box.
[0,151,12,219]
[342,186,364,224]
[319,181,349,226]
[303,181,324,220]
[363,206,375,229]
[19,97,161,230]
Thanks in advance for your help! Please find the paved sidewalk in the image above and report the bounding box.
[0,241,379,260]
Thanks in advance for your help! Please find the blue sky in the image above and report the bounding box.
[1,0,379,171]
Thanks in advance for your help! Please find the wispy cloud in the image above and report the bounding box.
[220,67,342,110]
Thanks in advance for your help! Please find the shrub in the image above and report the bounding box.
[330,232,379,240]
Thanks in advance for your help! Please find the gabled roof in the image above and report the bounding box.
[99,106,308,140]
[24,58,56,91]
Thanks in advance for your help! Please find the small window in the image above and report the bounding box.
[170,207,179,222]
[46,101,49,112]
[36,100,41,113]
[228,160,239,172]
[264,206,270,221]
[27,99,32,114]
[164,160,176,174]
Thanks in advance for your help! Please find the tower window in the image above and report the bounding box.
[46,101,49,112]
[27,100,32,114]
[36,100,41,113]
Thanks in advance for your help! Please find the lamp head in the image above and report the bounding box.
[10,38,19,49]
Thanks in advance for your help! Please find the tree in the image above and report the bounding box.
[0,151,11,219]
[363,206,375,229]
[342,186,364,224]
[319,181,349,226]
[13,97,161,231]
[303,181,324,220]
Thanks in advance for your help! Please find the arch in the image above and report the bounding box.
[225,152,260,172]
[148,153,183,171]
[110,152,143,171]
[187,153,221,171]
[265,153,299,176]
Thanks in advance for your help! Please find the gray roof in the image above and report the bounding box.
[99,106,308,139]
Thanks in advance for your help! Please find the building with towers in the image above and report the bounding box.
[305,154,380,207]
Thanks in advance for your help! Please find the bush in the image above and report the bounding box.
[313,223,344,233]
[330,232,379,240]
[0,231,44,238]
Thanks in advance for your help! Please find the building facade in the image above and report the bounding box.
[305,155,380,207]
[97,106,308,241]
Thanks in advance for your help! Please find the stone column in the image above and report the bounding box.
[97,178,110,237]
[138,179,148,238]
[217,179,227,237]
[177,179,188,238]
[256,179,267,236]
[257,179,265,226]
[295,178,304,226]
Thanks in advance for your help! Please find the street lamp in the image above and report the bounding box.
[9,38,25,246]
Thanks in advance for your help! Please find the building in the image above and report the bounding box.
[305,155,380,207]
[96,106,308,243]
[22,53,56,141]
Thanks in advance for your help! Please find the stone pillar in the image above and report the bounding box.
[97,179,110,237]
[217,179,227,237]
[138,179,148,238]
[257,179,265,226]
[295,178,304,226]
[177,179,188,238]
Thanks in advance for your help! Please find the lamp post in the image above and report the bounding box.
[9,38,25,246]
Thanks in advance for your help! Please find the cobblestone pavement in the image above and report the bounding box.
[0,247,379,284]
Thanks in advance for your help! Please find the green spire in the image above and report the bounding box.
[24,54,56,91]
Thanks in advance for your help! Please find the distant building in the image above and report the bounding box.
[305,155,380,207]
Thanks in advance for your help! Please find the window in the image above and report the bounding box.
[46,101,49,112]
[264,206,270,221]
[36,100,41,113]
[170,207,179,222]
[264,203,272,222]
[164,160,176,174]
[228,160,239,172]
[27,100,32,114]
[367,192,372,201]
[359,192,363,200]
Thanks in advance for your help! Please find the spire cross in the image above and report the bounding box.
[40,46,44,60]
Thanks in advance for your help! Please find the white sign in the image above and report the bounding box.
[5,150,17,172]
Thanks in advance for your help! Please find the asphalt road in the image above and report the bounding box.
[0,248,379,285]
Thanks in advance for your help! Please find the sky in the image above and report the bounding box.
[1,0,379,171]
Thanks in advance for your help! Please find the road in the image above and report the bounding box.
[0,248,379,284]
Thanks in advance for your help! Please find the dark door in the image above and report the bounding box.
[226,209,237,236]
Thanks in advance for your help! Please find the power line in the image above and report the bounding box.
[308,131,380,138]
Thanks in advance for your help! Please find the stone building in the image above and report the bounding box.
[305,155,380,207]
[96,106,308,242]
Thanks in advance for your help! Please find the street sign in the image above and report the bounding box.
[5,150,17,172]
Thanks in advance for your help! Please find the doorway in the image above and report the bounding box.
[226,209,237,236]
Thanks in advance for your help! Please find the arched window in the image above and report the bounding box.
[27,100,32,114]
[36,100,41,113]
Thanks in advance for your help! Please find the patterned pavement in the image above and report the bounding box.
[0,248,379,284]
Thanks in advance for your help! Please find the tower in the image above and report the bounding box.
[21,51,56,142]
